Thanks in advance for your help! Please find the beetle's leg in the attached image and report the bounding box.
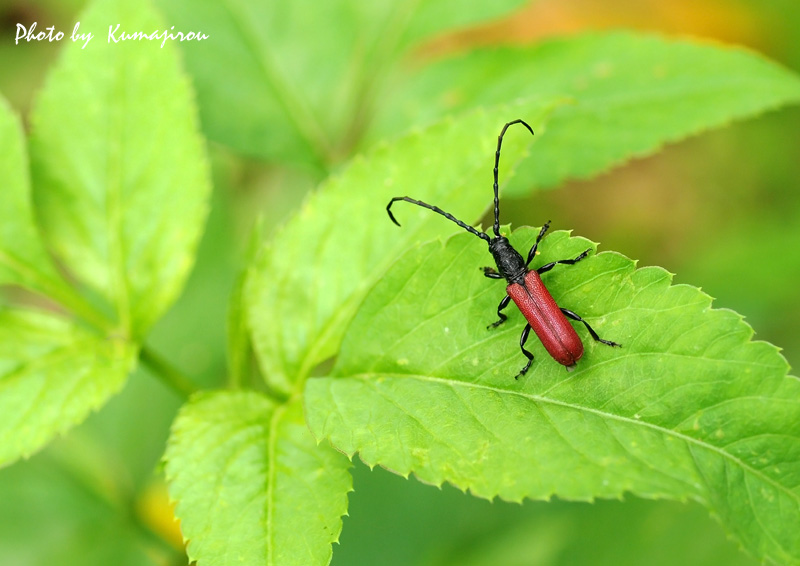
[561,308,621,347]
[515,324,534,379]
[481,266,504,279]
[525,221,551,267]
[537,248,592,275]
[487,294,511,329]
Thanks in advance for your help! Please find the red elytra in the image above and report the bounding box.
[506,270,583,367]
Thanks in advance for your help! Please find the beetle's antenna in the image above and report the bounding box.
[387,197,491,243]
[493,120,534,237]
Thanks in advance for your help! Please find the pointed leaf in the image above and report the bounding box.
[0,308,137,467]
[306,228,799,565]
[374,32,800,194]
[29,0,211,336]
[165,391,351,566]
[157,0,529,165]
[245,101,560,392]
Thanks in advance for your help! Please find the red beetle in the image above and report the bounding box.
[387,120,620,378]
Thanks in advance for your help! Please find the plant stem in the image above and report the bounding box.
[140,346,197,399]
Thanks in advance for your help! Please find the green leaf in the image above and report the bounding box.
[157,0,528,166]
[29,0,211,337]
[165,391,351,566]
[306,227,800,565]
[373,32,800,194]
[245,101,560,392]
[0,308,137,467]
[0,97,62,293]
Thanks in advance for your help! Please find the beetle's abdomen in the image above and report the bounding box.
[506,270,584,366]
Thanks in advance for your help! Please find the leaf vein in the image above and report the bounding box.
[346,372,799,507]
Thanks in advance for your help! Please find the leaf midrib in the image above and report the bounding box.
[337,371,799,506]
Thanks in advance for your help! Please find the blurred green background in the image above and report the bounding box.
[1,0,798,564]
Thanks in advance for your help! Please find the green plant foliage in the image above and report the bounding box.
[306,227,800,565]
[0,98,62,293]
[0,309,137,467]
[5,0,800,562]
[165,391,351,566]
[0,0,213,474]
[157,0,529,166]
[244,101,559,393]
[28,0,211,337]
[374,32,800,194]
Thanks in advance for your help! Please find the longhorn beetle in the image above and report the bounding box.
[387,119,620,378]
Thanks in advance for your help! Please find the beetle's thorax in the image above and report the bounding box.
[489,236,527,285]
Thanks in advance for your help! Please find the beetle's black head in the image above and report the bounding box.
[488,236,527,285]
